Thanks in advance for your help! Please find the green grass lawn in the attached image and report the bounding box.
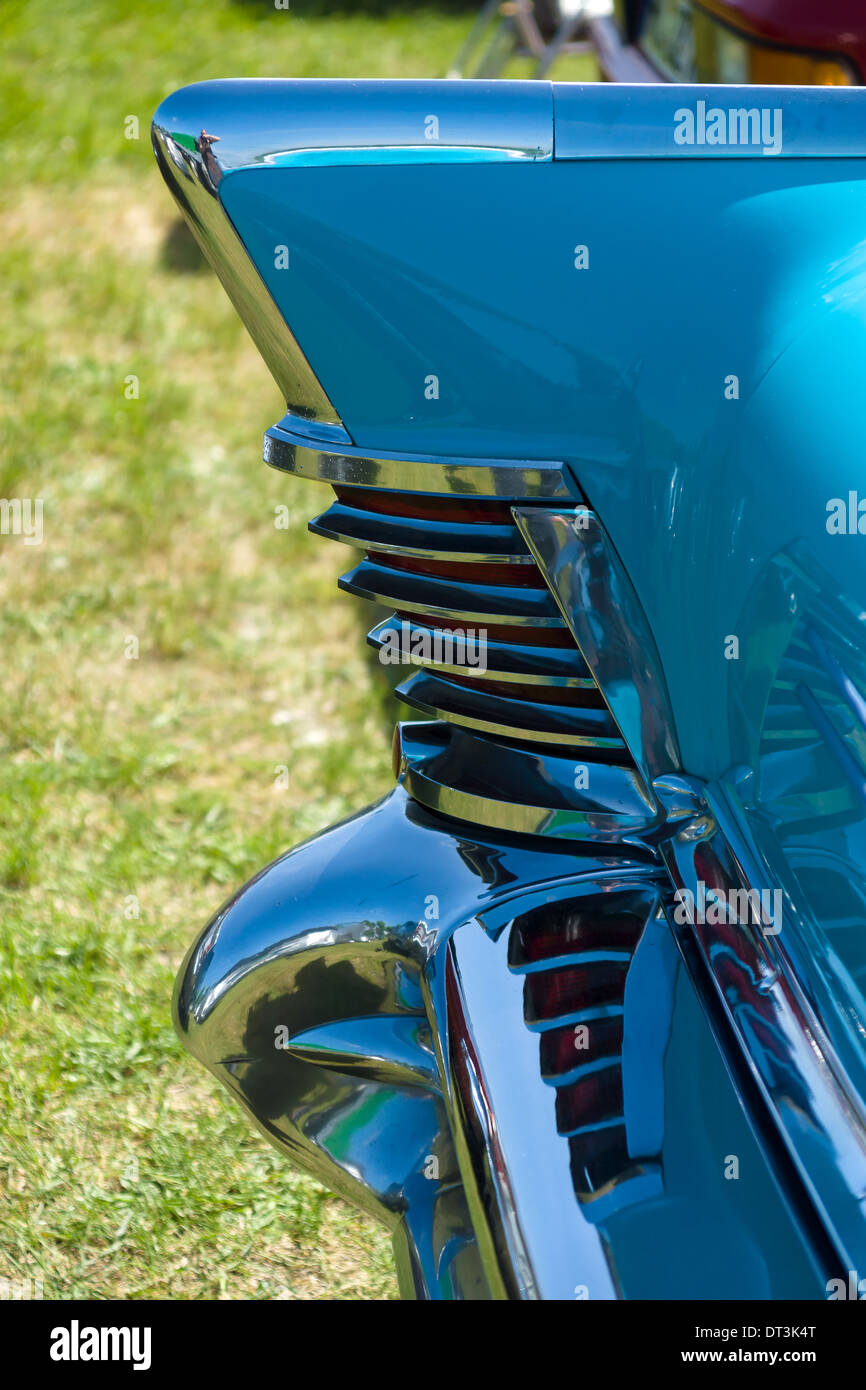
[0,0,596,1300]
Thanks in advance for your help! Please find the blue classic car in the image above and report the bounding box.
[153,77,866,1300]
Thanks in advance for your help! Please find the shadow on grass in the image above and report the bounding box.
[160,217,209,274]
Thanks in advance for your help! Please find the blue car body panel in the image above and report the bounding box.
[219,132,866,1055]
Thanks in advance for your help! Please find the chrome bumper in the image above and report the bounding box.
[175,775,836,1299]
[175,783,669,1298]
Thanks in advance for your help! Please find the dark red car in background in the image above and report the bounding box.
[593,0,865,84]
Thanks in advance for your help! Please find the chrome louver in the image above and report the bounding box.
[325,492,624,750]
[266,420,659,845]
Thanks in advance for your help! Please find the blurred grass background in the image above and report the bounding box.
[0,0,595,1299]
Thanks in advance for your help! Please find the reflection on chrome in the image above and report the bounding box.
[150,121,347,437]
